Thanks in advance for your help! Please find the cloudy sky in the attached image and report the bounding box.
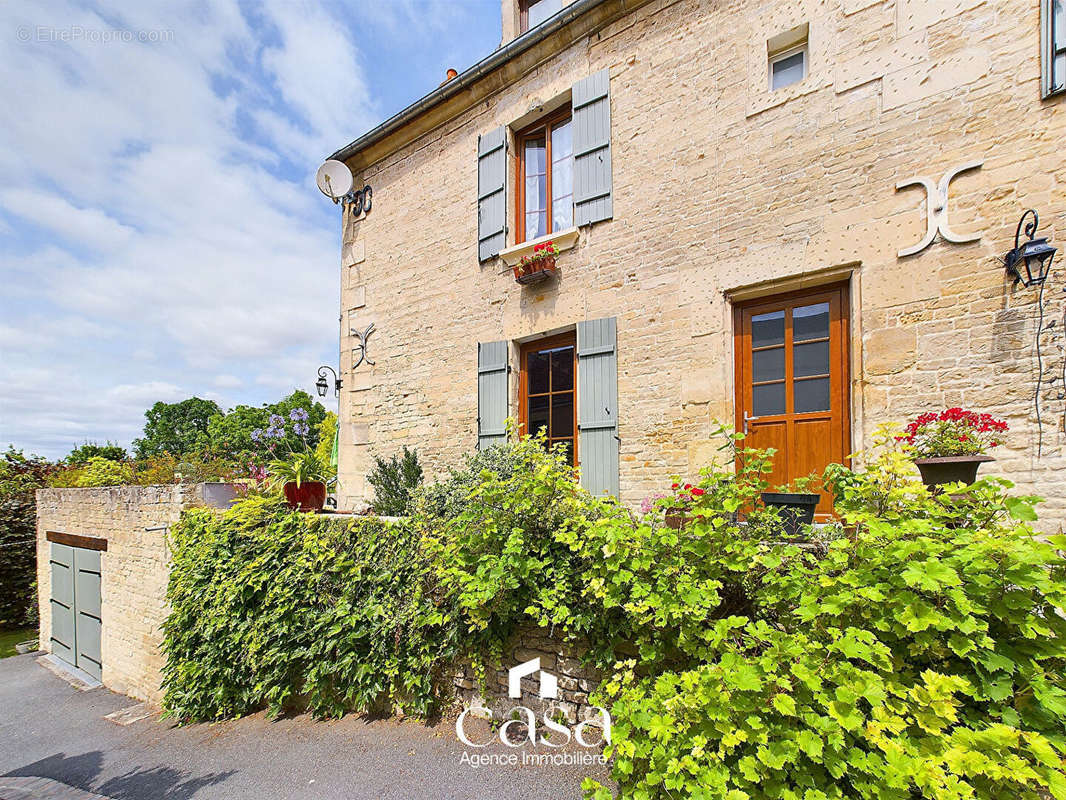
[0,1,499,458]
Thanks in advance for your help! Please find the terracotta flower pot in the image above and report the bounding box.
[513,255,557,285]
[664,510,688,529]
[913,455,994,489]
[283,481,327,511]
[761,492,820,538]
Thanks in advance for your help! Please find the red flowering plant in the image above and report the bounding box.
[896,407,1008,458]
[515,239,559,278]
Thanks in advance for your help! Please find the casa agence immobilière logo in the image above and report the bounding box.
[456,657,611,769]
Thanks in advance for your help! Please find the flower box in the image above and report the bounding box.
[513,255,557,284]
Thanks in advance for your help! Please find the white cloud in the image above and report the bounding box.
[0,0,367,457]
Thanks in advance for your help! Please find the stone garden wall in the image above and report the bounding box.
[35,484,235,703]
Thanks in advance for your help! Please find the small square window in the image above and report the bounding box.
[770,45,807,91]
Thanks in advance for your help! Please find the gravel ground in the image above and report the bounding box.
[0,654,610,800]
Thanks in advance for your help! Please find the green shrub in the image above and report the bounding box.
[72,456,135,487]
[161,495,460,721]
[578,433,1066,800]
[159,427,1066,798]
[0,448,52,627]
[367,446,423,516]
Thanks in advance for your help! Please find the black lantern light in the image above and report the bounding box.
[316,365,341,397]
[1004,209,1057,288]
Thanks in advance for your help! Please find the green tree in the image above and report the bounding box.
[0,448,56,627]
[133,397,222,458]
[205,391,328,463]
[66,441,128,464]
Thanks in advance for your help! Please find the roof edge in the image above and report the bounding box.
[326,0,611,165]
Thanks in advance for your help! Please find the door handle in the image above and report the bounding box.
[743,411,757,435]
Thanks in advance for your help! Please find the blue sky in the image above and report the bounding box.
[0,1,500,459]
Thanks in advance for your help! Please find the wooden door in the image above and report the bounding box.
[734,284,850,516]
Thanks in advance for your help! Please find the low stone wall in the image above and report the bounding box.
[454,624,602,723]
[35,483,236,703]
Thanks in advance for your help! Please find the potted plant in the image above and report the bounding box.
[761,476,821,539]
[270,450,330,511]
[513,240,559,285]
[896,408,1007,489]
[648,482,707,529]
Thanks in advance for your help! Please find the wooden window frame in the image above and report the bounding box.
[515,107,573,245]
[733,282,851,514]
[518,332,578,466]
[519,0,557,34]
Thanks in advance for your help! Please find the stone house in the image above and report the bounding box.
[328,0,1066,526]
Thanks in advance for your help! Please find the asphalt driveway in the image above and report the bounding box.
[0,654,608,800]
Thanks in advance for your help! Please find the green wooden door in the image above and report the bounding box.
[48,542,102,680]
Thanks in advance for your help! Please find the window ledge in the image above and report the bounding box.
[498,227,579,267]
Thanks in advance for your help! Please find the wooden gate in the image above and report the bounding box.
[49,543,102,680]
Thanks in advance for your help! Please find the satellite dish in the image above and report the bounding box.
[316,159,354,200]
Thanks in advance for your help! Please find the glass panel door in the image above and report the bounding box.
[521,333,577,466]
[735,286,850,516]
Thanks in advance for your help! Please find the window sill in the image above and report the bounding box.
[498,226,579,267]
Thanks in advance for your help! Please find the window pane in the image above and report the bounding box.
[794,377,830,413]
[528,350,549,394]
[524,137,546,173]
[1056,52,1066,91]
[529,395,550,436]
[525,211,547,241]
[550,346,573,390]
[525,175,546,212]
[551,393,574,438]
[771,50,805,90]
[552,196,573,231]
[753,347,785,383]
[753,382,785,416]
[751,310,785,348]
[1056,0,1065,46]
[527,0,563,28]
[793,302,830,341]
[793,340,830,378]
[551,119,572,159]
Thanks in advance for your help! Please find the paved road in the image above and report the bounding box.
[0,654,609,800]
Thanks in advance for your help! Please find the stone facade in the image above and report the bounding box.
[454,624,602,725]
[35,484,234,703]
[333,0,1066,531]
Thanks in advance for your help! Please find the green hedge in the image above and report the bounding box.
[161,431,1066,799]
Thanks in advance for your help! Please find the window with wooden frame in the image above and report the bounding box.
[520,0,565,33]
[515,109,574,244]
[733,284,851,517]
[519,332,577,466]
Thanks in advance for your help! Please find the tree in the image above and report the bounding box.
[66,441,128,464]
[205,391,328,463]
[133,397,222,458]
[0,448,56,627]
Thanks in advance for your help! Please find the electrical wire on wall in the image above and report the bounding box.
[1033,278,1047,458]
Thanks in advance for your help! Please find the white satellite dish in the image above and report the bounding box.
[316,159,354,201]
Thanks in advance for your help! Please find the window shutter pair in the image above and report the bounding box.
[477,317,618,497]
[476,68,613,261]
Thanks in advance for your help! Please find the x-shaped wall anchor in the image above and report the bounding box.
[895,160,983,258]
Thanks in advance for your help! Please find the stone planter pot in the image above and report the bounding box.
[513,256,557,285]
[761,492,820,539]
[913,455,994,489]
[283,481,327,512]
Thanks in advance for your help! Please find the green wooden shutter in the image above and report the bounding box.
[577,317,619,497]
[478,341,509,450]
[572,69,613,227]
[477,126,507,261]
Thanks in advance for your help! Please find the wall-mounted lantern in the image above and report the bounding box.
[316,365,342,398]
[1004,209,1057,288]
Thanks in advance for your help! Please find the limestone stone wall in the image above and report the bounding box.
[35,484,235,703]
[454,624,602,724]
[337,0,1066,531]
